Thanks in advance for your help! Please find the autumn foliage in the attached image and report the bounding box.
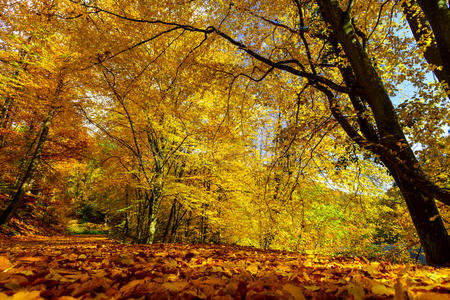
[0,0,450,297]
[1,235,449,299]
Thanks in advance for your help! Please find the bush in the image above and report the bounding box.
[77,203,105,224]
[67,219,108,235]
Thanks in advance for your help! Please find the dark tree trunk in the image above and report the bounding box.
[184,211,192,240]
[382,158,450,266]
[140,190,151,243]
[169,217,178,243]
[0,97,14,130]
[416,0,450,79]
[169,208,187,243]
[316,0,450,266]
[0,108,55,225]
[123,187,129,236]
[135,188,143,240]
[402,0,450,92]
[162,199,176,243]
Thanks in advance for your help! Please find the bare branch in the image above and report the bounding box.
[243,9,299,34]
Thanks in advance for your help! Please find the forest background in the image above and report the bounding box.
[0,0,449,266]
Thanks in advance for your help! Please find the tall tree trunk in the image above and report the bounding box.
[11,123,40,189]
[402,0,450,91]
[416,0,450,80]
[145,185,162,244]
[146,201,158,244]
[381,157,450,266]
[135,188,143,241]
[317,0,450,266]
[200,203,207,244]
[123,187,129,236]
[162,199,176,243]
[0,96,14,132]
[140,190,151,243]
[184,211,192,241]
[170,208,187,243]
[0,108,56,225]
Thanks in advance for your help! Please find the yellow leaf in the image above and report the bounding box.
[347,283,365,300]
[0,256,12,272]
[17,257,47,262]
[167,273,178,282]
[304,285,320,291]
[372,284,394,296]
[429,215,439,222]
[394,279,408,300]
[162,281,189,292]
[0,291,43,300]
[246,263,259,274]
[282,283,306,300]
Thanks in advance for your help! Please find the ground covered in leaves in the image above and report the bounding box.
[0,235,449,299]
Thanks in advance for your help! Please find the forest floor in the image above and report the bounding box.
[0,235,449,299]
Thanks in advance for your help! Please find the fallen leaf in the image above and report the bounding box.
[246,263,258,274]
[16,257,47,262]
[164,258,178,269]
[347,283,365,300]
[117,254,134,265]
[282,283,306,300]
[372,283,395,296]
[203,277,226,286]
[0,291,43,300]
[17,270,33,276]
[118,279,151,298]
[162,281,189,292]
[71,276,111,297]
[2,275,28,290]
[429,215,439,222]
[0,257,11,272]
[412,292,450,300]
[167,273,178,281]
[304,285,320,291]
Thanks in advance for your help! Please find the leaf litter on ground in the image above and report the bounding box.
[0,235,449,299]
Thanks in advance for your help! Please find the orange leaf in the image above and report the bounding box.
[0,291,43,300]
[282,283,306,300]
[0,256,12,271]
[162,281,189,292]
[17,257,47,262]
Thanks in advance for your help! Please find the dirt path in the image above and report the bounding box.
[0,235,449,299]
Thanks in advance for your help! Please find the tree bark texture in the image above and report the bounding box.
[416,0,450,80]
[402,0,450,91]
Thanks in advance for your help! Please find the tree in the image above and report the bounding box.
[0,0,88,225]
[401,0,449,90]
[57,0,450,265]
[315,0,449,266]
